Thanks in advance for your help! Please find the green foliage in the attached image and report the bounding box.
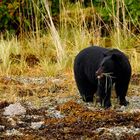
[0,1,19,34]
[93,0,140,25]
[0,0,47,35]
[125,0,140,24]
[51,0,59,15]
[0,0,140,35]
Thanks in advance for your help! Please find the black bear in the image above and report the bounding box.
[74,46,131,108]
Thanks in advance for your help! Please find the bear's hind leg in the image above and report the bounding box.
[115,82,129,106]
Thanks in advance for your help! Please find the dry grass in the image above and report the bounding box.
[0,1,140,76]
[0,1,139,104]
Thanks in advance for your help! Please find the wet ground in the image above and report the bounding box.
[0,74,140,139]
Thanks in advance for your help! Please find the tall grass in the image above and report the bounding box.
[43,0,65,66]
[0,37,20,75]
[0,0,139,76]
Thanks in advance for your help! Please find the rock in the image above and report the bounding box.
[16,77,47,85]
[111,126,140,137]
[47,107,64,118]
[53,110,64,118]
[130,109,140,113]
[5,129,23,136]
[3,102,26,116]
[116,105,127,112]
[51,79,63,85]
[0,125,5,132]
[7,118,17,126]
[96,126,140,138]
[30,121,44,129]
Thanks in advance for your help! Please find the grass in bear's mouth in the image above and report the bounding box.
[97,73,115,91]
[97,72,115,79]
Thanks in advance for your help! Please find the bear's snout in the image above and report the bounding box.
[96,67,104,79]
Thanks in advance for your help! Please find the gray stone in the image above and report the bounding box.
[30,121,44,129]
[3,102,26,116]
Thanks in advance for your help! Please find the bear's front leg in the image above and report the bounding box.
[97,84,111,108]
[75,78,96,103]
[103,92,111,109]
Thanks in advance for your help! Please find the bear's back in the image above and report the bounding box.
[74,46,108,66]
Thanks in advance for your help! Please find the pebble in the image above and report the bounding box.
[0,125,5,132]
[30,121,44,129]
[5,129,23,136]
[3,102,26,116]
[95,126,140,138]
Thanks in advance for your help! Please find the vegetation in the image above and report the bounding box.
[0,0,140,76]
[0,1,140,139]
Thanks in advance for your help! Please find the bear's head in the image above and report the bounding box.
[96,55,115,79]
[96,49,122,79]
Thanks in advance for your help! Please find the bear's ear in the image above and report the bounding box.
[111,53,122,61]
[103,52,108,57]
[105,49,123,61]
[104,49,119,56]
[106,49,120,55]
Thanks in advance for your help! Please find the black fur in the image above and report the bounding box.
[74,46,131,108]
